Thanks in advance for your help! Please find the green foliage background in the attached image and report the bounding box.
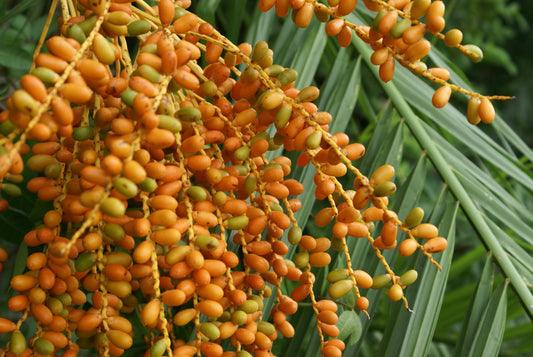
[1,0,532,356]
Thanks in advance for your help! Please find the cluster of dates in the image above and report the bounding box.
[0,1,465,356]
[259,0,505,124]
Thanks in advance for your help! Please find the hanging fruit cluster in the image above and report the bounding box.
[258,0,511,124]
[0,0,498,356]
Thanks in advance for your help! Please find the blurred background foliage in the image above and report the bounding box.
[0,0,532,356]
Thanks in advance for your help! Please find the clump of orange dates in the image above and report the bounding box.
[259,0,510,124]
[0,0,489,356]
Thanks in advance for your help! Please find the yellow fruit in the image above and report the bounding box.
[388,284,404,301]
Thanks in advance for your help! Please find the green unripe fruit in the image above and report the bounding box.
[371,274,391,289]
[467,96,482,125]
[94,332,109,348]
[306,131,322,149]
[262,163,282,171]
[225,215,249,230]
[75,252,96,272]
[32,67,59,84]
[314,7,330,22]
[45,297,64,315]
[158,115,182,133]
[243,175,257,195]
[218,311,231,322]
[127,20,152,36]
[268,137,281,150]
[464,44,483,63]
[103,223,126,242]
[113,177,138,198]
[237,351,253,357]
[60,307,69,319]
[34,337,55,355]
[56,293,72,306]
[248,295,264,310]
[195,235,219,251]
[234,164,249,176]
[257,321,275,335]
[186,186,207,202]
[72,126,94,141]
[139,177,157,192]
[284,258,295,268]
[150,339,168,357]
[1,183,22,197]
[78,15,97,35]
[294,251,309,268]
[399,270,418,286]
[138,64,162,82]
[269,202,283,212]
[296,86,320,102]
[266,64,284,77]
[288,226,302,245]
[212,191,227,206]
[0,120,15,136]
[121,88,138,107]
[27,154,56,172]
[167,78,180,92]
[201,81,218,97]
[251,41,269,63]
[277,68,298,86]
[373,181,396,197]
[66,24,87,43]
[93,34,117,65]
[234,146,250,161]
[200,322,221,340]
[239,299,259,314]
[391,18,411,38]
[12,89,38,116]
[174,6,187,19]
[328,279,353,299]
[44,163,62,179]
[274,104,292,129]
[327,269,349,283]
[123,294,139,307]
[250,132,270,145]
[331,237,344,252]
[178,106,201,122]
[10,331,26,356]
[403,207,424,228]
[5,173,23,183]
[242,66,260,82]
[371,9,387,33]
[94,333,109,349]
[231,310,248,325]
[100,197,126,218]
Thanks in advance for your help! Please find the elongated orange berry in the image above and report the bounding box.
[432,86,452,108]
[141,299,161,328]
[399,239,418,256]
[404,39,431,62]
[423,237,447,253]
[0,317,16,333]
[337,0,357,16]
[411,223,438,239]
[159,0,175,26]
[478,98,495,124]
